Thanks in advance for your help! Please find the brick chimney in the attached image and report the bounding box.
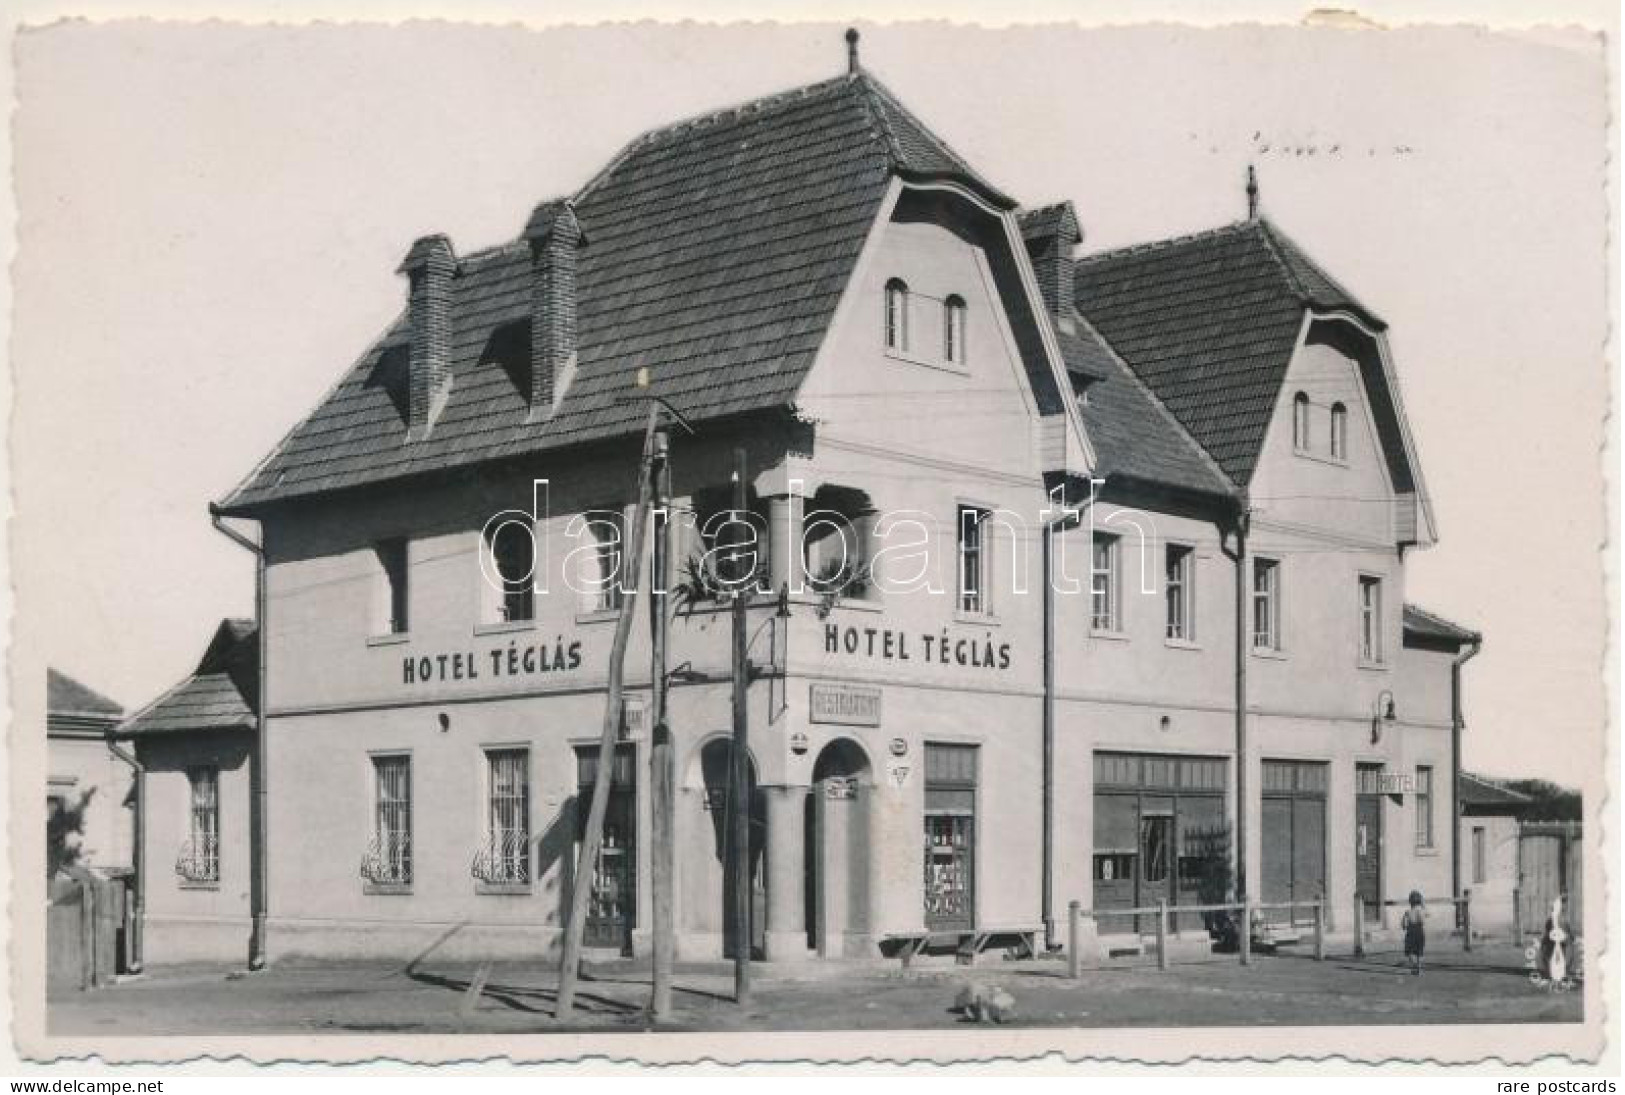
[396,234,456,440]
[1018,202,1082,330]
[522,200,586,417]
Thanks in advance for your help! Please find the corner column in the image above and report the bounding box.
[763,784,809,961]
[767,493,803,594]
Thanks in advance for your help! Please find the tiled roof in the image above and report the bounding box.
[221,71,1005,513]
[1073,218,1383,486]
[1459,771,1532,811]
[1403,603,1481,646]
[117,620,257,738]
[1060,311,1234,498]
[46,669,122,718]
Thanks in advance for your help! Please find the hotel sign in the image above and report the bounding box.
[810,683,882,727]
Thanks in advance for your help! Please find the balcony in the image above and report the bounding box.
[360,832,412,891]
[470,830,531,893]
[174,835,219,886]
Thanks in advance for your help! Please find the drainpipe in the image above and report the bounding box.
[210,503,268,971]
[1450,636,1483,902]
[106,739,144,974]
[1218,499,1251,908]
[1041,490,1087,951]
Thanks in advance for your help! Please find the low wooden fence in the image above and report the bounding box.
[1064,892,1476,977]
[47,876,125,993]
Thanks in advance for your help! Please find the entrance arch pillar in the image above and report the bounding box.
[763,783,809,961]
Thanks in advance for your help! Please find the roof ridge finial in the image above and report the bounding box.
[1246,163,1260,220]
[846,27,860,75]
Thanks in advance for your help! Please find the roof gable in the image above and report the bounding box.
[222,71,1003,513]
[47,668,122,718]
[1073,218,1384,487]
[118,619,258,739]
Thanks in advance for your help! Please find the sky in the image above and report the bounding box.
[11,18,1609,786]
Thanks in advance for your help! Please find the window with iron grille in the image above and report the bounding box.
[178,767,219,883]
[1415,765,1434,848]
[364,755,412,886]
[1165,543,1193,640]
[476,749,530,885]
[957,506,989,615]
[1091,532,1120,632]
[1472,826,1487,884]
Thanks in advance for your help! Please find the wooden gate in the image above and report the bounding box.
[1518,822,1582,938]
[1262,761,1328,925]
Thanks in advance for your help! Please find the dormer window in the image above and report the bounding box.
[1330,402,1349,460]
[1292,391,1311,450]
[943,295,967,365]
[884,278,910,352]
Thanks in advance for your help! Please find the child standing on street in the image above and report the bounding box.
[1402,890,1427,976]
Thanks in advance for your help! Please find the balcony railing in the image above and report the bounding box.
[175,835,219,883]
[470,830,530,885]
[360,832,412,886]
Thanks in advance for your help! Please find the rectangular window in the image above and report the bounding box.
[485,521,536,623]
[375,538,410,635]
[480,749,530,885]
[1252,558,1281,651]
[1359,575,1384,663]
[957,505,989,615]
[180,767,220,883]
[1472,826,1487,884]
[367,755,412,886]
[1165,544,1193,640]
[588,508,625,613]
[1415,765,1434,848]
[1092,533,1120,632]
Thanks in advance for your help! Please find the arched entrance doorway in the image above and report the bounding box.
[805,738,872,957]
[699,739,765,960]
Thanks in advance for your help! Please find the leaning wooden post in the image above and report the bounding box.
[1461,888,1473,952]
[1353,893,1365,958]
[1068,901,1083,980]
[1313,900,1326,961]
[1156,901,1169,971]
[1238,902,1251,967]
[555,403,660,1021]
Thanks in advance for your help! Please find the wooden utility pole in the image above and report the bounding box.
[556,403,661,1021]
[729,447,752,1006]
[648,426,675,1020]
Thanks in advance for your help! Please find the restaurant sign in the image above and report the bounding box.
[810,683,882,727]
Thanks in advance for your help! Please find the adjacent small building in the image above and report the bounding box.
[46,669,130,879]
[1456,771,1530,940]
[115,620,258,964]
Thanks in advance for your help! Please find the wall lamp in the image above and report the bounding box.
[1371,690,1397,744]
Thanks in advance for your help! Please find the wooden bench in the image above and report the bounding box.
[884,927,1038,967]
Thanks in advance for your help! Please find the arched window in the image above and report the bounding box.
[1330,402,1349,460]
[943,295,967,365]
[1292,391,1311,450]
[884,278,909,352]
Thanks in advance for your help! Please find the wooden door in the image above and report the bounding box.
[1355,792,1382,921]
